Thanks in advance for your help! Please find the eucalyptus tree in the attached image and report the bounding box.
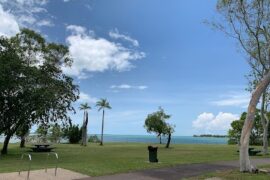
[246,69,270,155]
[80,103,91,146]
[214,0,270,172]
[0,29,79,154]
[96,98,111,146]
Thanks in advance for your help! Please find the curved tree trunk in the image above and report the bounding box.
[240,70,270,172]
[1,134,12,155]
[159,136,162,144]
[100,110,105,146]
[166,133,171,148]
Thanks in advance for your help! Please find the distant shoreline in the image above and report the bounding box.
[193,134,228,138]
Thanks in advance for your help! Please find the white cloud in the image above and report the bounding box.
[0,4,20,37]
[78,92,97,103]
[63,25,145,78]
[211,92,250,108]
[0,0,53,29]
[109,28,139,47]
[110,84,148,90]
[37,19,54,27]
[192,112,239,132]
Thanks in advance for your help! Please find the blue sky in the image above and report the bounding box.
[0,0,251,135]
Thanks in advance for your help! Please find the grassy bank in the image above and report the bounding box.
[0,143,267,176]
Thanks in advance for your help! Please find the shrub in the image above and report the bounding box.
[88,135,101,143]
[62,125,82,144]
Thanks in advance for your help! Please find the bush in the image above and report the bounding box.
[88,135,101,143]
[62,125,82,144]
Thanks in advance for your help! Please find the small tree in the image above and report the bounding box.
[62,124,82,144]
[49,123,62,143]
[96,98,111,146]
[36,124,49,143]
[228,112,263,145]
[144,107,171,144]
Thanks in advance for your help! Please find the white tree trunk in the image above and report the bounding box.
[240,70,270,172]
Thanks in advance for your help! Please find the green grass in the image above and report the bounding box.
[0,143,269,176]
[186,169,270,180]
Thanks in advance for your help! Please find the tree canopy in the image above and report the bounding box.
[144,107,174,146]
[0,29,79,154]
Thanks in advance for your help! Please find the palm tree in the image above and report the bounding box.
[80,103,91,146]
[96,98,111,146]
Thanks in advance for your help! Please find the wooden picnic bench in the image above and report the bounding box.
[31,144,54,152]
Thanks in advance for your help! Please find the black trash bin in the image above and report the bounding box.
[148,146,158,162]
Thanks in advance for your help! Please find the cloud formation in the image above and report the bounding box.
[192,112,239,132]
[0,0,53,29]
[63,25,145,78]
[78,92,98,103]
[0,4,20,37]
[211,92,250,108]
[109,29,139,47]
[110,84,148,90]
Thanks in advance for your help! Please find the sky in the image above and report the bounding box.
[0,0,252,135]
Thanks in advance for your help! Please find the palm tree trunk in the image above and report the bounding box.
[81,111,88,146]
[240,70,270,172]
[100,109,105,146]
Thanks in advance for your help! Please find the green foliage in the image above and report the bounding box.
[36,124,49,143]
[62,125,82,144]
[88,135,101,143]
[96,98,112,111]
[228,111,264,145]
[49,123,62,143]
[0,29,79,154]
[15,123,31,140]
[80,103,91,111]
[144,107,171,137]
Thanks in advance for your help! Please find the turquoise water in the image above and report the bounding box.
[101,134,228,144]
[0,135,228,144]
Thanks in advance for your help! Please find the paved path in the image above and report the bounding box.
[0,168,90,180]
[77,158,270,180]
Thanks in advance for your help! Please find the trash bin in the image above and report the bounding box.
[148,146,158,162]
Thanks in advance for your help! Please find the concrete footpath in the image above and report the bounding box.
[0,168,90,180]
[77,158,270,180]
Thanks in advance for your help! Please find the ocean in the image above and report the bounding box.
[0,134,228,144]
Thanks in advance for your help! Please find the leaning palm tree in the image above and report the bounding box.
[96,98,111,146]
[80,103,91,146]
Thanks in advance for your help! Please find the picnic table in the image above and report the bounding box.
[31,144,54,152]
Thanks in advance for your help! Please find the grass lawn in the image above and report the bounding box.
[0,143,269,177]
[186,168,270,180]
